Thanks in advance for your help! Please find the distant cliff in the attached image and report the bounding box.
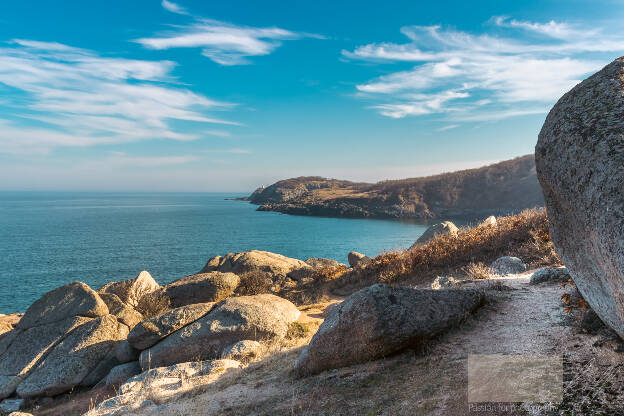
[246,155,544,219]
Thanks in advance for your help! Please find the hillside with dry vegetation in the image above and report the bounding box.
[246,155,543,219]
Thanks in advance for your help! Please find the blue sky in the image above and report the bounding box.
[0,0,623,191]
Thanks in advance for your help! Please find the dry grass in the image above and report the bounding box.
[463,262,493,280]
[135,291,172,319]
[235,270,274,296]
[329,208,559,292]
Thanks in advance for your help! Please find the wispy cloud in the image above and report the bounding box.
[0,40,238,154]
[436,124,459,131]
[344,18,624,120]
[161,0,189,15]
[136,11,319,65]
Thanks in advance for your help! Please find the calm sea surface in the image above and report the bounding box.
[0,192,444,313]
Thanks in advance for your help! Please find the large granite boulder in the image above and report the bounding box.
[139,294,300,369]
[99,293,143,329]
[414,221,459,245]
[200,250,310,279]
[127,303,215,350]
[294,284,485,375]
[536,57,624,339]
[0,316,91,398]
[17,282,108,330]
[16,314,128,397]
[158,273,239,308]
[0,282,110,398]
[304,258,344,269]
[98,271,160,308]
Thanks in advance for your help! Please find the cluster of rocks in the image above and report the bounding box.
[0,250,321,412]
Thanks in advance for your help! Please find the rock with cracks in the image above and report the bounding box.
[16,314,128,398]
[139,294,299,369]
[127,302,215,350]
[536,56,624,339]
[294,284,485,376]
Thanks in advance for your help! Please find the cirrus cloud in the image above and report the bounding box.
[0,40,238,154]
[344,17,624,120]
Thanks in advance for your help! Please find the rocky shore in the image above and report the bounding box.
[245,155,543,219]
[3,58,624,415]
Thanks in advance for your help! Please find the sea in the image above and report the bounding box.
[0,192,446,314]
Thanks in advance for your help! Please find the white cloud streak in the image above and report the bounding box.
[161,0,189,15]
[344,18,624,120]
[0,40,238,154]
[136,17,314,65]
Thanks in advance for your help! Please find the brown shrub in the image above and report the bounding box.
[308,264,348,281]
[135,291,171,319]
[463,262,492,280]
[332,208,559,290]
[236,270,273,296]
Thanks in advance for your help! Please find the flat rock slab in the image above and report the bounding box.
[294,284,485,376]
[127,302,215,350]
[536,56,624,338]
[140,294,299,369]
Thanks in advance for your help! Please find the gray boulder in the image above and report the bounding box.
[105,362,142,386]
[414,221,459,245]
[159,273,239,308]
[98,271,160,308]
[535,56,624,339]
[529,267,571,285]
[294,284,485,375]
[221,340,262,362]
[491,256,526,275]
[17,282,108,330]
[17,315,128,397]
[115,340,140,364]
[201,250,310,280]
[139,294,300,369]
[347,252,371,268]
[99,293,143,329]
[127,302,215,350]
[0,315,92,398]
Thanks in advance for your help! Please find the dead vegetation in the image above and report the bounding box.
[325,208,559,295]
[135,291,172,319]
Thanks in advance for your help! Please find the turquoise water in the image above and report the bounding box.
[0,192,434,313]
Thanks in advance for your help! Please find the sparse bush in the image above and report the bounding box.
[286,321,316,340]
[463,262,492,280]
[135,291,171,319]
[236,270,273,295]
[308,264,348,281]
[330,208,559,290]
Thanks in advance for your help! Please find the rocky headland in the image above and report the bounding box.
[243,155,544,219]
